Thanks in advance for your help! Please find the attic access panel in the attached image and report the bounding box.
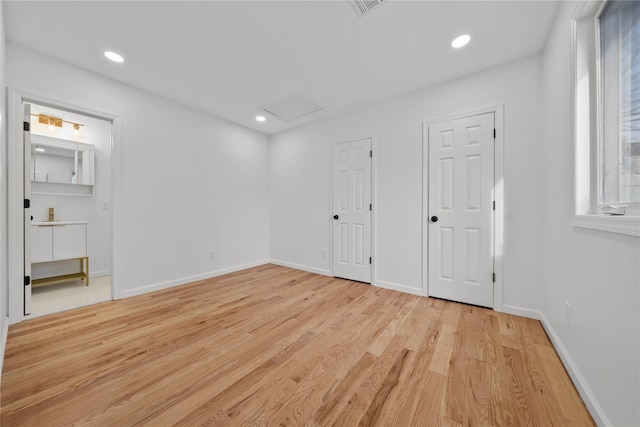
[263,93,323,122]
[349,0,385,17]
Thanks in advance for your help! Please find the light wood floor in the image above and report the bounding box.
[2,264,594,426]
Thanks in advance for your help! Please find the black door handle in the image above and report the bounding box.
[430,216,438,222]
[333,215,339,220]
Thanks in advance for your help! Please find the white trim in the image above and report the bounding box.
[7,88,121,322]
[269,259,331,277]
[8,89,26,324]
[0,316,10,379]
[89,270,111,279]
[373,280,423,296]
[371,134,377,285]
[573,214,640,236]
[421,122,428,296]
[422,104,505,311]
[121,260,270,298]
[493,106,505,312]
[501,304,542,320]
[110,117,123,300]
[503,304,612,427]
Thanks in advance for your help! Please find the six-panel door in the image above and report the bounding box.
[332,138,372,283]
[428,113,495,307]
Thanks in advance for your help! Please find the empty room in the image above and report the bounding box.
[0,0,638,426]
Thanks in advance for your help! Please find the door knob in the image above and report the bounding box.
[333,215,339,220]
[430,216,438,222]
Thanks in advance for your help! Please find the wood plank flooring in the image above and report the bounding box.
[1,264,594,426]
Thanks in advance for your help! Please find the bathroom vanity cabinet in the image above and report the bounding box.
[31,221,89,287]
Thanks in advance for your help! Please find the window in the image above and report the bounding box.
[598,0,640,206]
[572,0,640,236]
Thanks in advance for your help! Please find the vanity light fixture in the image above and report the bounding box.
[256,115,266,122]
[32,114,84,134]
[104,50,125,63]
[451,34,471,48]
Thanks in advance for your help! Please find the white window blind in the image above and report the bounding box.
[599,0,640,205]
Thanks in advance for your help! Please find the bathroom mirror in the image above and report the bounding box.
[31,135,95,186]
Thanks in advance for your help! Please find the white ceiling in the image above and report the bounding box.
[4,0,560,135]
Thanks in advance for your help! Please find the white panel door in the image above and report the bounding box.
[332,138,372,283]
[428,113,494,307]
[23,103,32,315]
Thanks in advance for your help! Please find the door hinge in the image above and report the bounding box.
[369,203,372,211]
[370,150,372,158]
[493,201,495,211]
[493,128,496,139]
[24,276,31,286]
[492,273,496,283]
[24,199,30,209]
[23,121,30,132]
[369,257,372,264]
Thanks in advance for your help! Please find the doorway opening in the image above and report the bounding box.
[8,88,120,323]
[25,102,113,318]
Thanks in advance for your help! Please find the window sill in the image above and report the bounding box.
[573,214,640,237]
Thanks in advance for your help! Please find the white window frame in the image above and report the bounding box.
[572,0,640,237]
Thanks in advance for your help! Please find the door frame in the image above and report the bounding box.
[421,105,504,311]
[7,88,122,324]
[330,135,376,283]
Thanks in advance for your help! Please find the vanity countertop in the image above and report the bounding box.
[32,220,88,226]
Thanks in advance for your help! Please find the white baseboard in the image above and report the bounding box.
[120,260,270,299]
[90,269,111,279]
[501,304,543,320]
[0,315,10,379]
[503,304,611,427]
[374,279,424,296]
[269,259,331,276]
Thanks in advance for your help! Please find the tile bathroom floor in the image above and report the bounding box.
[26,276,111,319]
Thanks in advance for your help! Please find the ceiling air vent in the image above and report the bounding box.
[349,0,385,17]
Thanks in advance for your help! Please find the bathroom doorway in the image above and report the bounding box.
[25,102,113,318]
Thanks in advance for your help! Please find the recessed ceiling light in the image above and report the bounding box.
[451,34,471,49]
[256,115,266,122]
[104,51,125,63]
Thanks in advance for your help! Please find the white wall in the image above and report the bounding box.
[541,2,640,425]
[30,109,113,278]
[270,54,545,309]
[6,43,270,300]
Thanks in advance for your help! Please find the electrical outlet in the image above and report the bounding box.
[209,250,215,261]
[101,200,110,210]
[565,302,572,326]
[322,248,328,258]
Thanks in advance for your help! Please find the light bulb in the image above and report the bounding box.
[73,124,80,135]
[104,51,125,63]
[451,34,471,48]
